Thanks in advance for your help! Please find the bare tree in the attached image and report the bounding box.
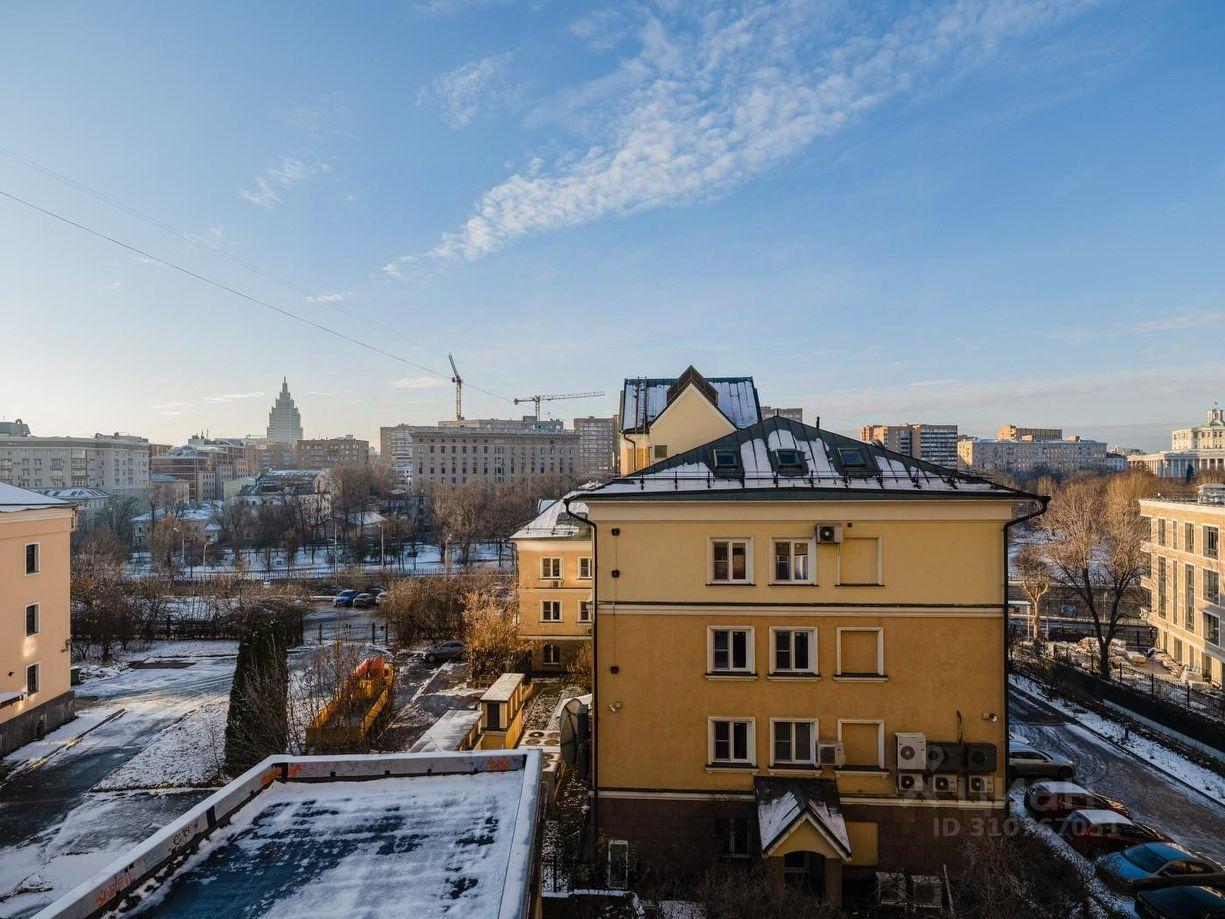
[1014,544,1053,642]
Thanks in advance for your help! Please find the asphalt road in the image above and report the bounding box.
[1009,687,1225,860]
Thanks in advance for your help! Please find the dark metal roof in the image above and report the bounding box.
[620,370,761,434]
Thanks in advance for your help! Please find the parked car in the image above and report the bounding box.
[352,592,376,609]
[1135,884,1225,918]
[424,641,466,664]
[333,589,358,608]
[1008,742,1075,783]
[1063,809,1170,858]
[1024,781,1130,822]
[1097,842,1224,894]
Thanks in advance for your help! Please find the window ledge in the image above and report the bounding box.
[706,582,755,587]
[835,583,885,588]
[833,674,887,682]
[766,765,823,775]
[766,673,820,681]
[705,673,758,681]
[834,767,890,777]
[767,581,817,587]
[705,764,758,773]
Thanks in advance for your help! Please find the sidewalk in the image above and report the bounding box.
[0,707,125,783]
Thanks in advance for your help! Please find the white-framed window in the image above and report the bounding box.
[710,538,752,583]
[1206,526,1220,560]
[25,604,39,636]
[1205,569,1220,607]
[837,718,884,769]
[542,644,561,666]
[770,627,817,675]
[709,717,755,766]
[578,556,593,580]
[26,662,40,695]
[540,557,561,579]
[1185,523,1196,554]
[25,542,39,574]
[836,627,884,678]
[541,600,562,622]
[708,626,754,674]
[836,536,882,586]
[579,600,592,622]
[771,719,818,766]
[772,539,814,583]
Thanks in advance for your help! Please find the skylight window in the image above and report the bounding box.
[837,447,867,467]
[772,448,807,475]
[711,448,741,476]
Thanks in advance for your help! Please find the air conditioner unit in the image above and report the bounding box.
[896,771,923,794]
[815,523,844,543]
[817,741,846,767]
[967,775,994,798]
[912,875,944,911]
[521,736,546,747]
[895,732,927,771]
[875,872,906,906]
[525,730,547,741]
[544,731,562,745]
[925,741,963,773]
[965,742,998,774]
[930,774,958,796]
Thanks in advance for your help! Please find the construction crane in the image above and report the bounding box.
[514,391,605,421]
[448,353,463,421]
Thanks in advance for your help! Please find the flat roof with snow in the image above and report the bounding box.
[39,751,541,919]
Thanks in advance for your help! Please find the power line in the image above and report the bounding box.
[0,186,514,403]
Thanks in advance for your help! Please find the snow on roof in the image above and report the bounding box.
[587,415,1035,501]
[409,708,482,753]
[131,502,221,524]
[0,482,71,513]
[510,491,590,540]
[29,487,111,501]
[482,672,525,703]
[0,689,27,707]
[754,777,850,860]
[621,373,760,432]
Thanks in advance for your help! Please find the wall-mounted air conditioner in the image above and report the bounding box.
[814,523,844,543]
[965,742,997,774]
[817,741,846,767]
[896,771,923,794]
[895,732,927,770]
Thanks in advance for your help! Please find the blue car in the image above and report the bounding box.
[333,589,359,608]
[1097,843,1223,894]
[1135,884,1225,918]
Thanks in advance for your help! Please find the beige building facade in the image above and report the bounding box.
[958,436,1107,477]
[0,484,75,756]
[996,424,1062,442]
[860,423,959,469]
[0,429,150,498]
[1140,486,1225,687]
[294,436,369,468]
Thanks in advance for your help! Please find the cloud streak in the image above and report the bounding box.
[241,157,333,208]
[203,392,265,403]
[386,0,1094,272]
[390,376,448,389]
[419,52,517,129]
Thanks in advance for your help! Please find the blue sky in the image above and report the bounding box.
[1,0,1222,450]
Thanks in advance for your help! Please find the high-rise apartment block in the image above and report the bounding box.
[293,436,369,469]
[957,436,1107,477]
[266,378,304,444]
[573,416,617,480]
[859,423,959,468]
[0,424,150,498]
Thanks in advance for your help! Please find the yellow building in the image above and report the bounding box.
[618,367,761,474]
[511,496,593,672]
[571,414,1041,905]
[1140,485,1225,687]
[0,483,75,756]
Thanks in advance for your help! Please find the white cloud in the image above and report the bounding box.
[241,157,333,208]
[203,392,265,403]
[388,0,1094,269]
[152,401,193,410]
[307,391,336,396]
[1132,312,1225,334]
[306,290,354,303]
[408,0,515,17]
[390,376,448,389]
[418,52,516,129]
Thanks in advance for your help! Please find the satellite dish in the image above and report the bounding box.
[559,697,590,776]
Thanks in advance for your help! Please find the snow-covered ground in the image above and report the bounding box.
[93,701,228,791]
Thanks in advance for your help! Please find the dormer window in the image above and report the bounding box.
[837,447,866,467]
[772,448,807,475]
[711,448,741,476]
[832,445,877,477]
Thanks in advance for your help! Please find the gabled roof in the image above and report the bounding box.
[585,415,1038,501]
[510,491,591,540]
[620,369,761,434]
[755,777,851,860]
[0,482,71,513]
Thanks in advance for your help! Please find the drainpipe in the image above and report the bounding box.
[1002,493,1050,808]
[564,494,599,860]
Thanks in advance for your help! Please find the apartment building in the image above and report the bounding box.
[957,436,1107,477]
[574,404,1037,904]
[152,439,258,502]
[409,419,578,488]
[996,424,1063,442]
[293,436,369,469]
[618,367,761,474]
[0,427,150,498]
[859,423,958,469]
[510,495,593,671]
[1128,406,1225,479]
[0,484,75,756]
[574,416,618,481]
[380,423,416,466]
[1140,485,1225,687]
[266,378,304,444]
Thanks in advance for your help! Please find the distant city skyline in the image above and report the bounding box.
[2,2,1222,452]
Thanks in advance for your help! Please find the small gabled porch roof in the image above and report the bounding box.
[754,777,852,862]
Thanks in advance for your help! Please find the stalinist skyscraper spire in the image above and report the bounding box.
[266,378,304,444]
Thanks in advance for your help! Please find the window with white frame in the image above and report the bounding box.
[709,718,755,766]
[26,663,39,695]
[1185,523,1196,554]
[711,538,751,583]
[541,600,562,622]
[25,543,39,574]
[540,557,561,579]
[772,539,814,583]
[709,627,754,674]
[25,604,39,636]
[579,600,592,622]
[838,719,884,769]
[578,556,593,580]
[771,719,818,766]
[770,628,817,674]
[542,644,561,665]
[1206,526,1219,560]
[836,627,884,677]
[1205,569,1220,607]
